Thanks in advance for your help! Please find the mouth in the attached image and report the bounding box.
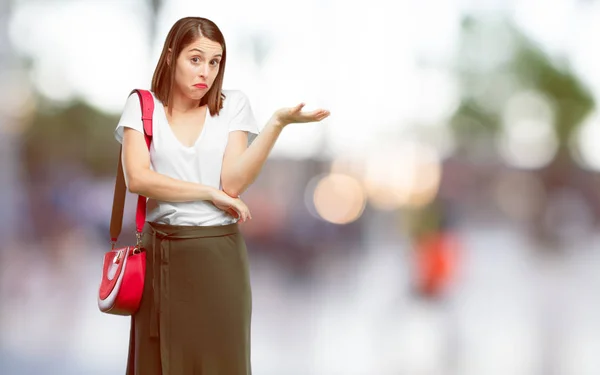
[194,83,208,89]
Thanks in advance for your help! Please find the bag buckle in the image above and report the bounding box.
[113,249,124,264]
[133,232,143,254]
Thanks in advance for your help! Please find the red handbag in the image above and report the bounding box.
[98,89,154,315]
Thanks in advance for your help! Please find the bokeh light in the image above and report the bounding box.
[363,140,442,210]
[497,90,558,169]
[311,173,366,225]
[572,111,600,171]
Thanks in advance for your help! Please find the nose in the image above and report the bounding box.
[199,62,209,78]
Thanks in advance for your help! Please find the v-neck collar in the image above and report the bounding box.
[161,104,210,150]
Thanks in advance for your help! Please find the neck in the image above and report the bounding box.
[168,88,203,113]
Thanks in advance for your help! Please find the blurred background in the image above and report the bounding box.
[2,0,600,374]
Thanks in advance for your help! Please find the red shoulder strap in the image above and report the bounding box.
[132,89,154,140]
[109,89,154,246]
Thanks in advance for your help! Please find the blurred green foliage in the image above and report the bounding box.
[451,16,594,150]
[410,16,595,242]
[22,97,121,177]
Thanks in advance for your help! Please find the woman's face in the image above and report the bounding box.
[172,36,223,100]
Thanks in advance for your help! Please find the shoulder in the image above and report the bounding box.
[218,90,251,121]
[118,91,144,121]
[222,89,247,99]
[222,89,250,108]
[115,90,151,141]
[122,90,161,111]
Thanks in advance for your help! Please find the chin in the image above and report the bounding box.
[189,91,206,101]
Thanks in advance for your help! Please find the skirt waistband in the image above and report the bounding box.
[145,221,239,239]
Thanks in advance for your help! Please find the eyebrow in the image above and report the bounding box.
[189,48,222,57]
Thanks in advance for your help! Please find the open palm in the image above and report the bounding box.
[274,103,330,126]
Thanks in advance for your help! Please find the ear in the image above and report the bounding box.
[167,48,172,66]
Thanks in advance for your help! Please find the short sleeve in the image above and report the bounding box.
[228,91,259,145]
[114,93,144,144]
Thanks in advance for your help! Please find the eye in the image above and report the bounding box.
[191,57,200,64]
[210,59,220,66]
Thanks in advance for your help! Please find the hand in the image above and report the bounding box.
[211,191,252,223]
[272,103,330,128]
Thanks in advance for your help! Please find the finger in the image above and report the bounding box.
[311,109,329,119]
[233,204,246,220]
[296,113,329,123]
[240,209,249,222]
[303,109,328,118]
[228,208,240,218]
[317,111,330,120]
[293,103,305,113]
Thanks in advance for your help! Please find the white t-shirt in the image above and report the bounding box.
[114,89,259,226]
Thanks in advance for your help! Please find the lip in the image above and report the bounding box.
[194,83,208,89]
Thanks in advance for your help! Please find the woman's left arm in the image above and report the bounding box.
[221,103,330,197]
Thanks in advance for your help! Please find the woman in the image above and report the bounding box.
[115,17,329,375]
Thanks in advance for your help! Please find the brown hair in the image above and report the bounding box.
[151,17,227,116]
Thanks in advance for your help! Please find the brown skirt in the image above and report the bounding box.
[126,222,252,375]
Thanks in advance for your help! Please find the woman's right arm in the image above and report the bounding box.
[121,127,217,203]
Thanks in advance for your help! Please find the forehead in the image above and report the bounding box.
[184,36,223,55]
